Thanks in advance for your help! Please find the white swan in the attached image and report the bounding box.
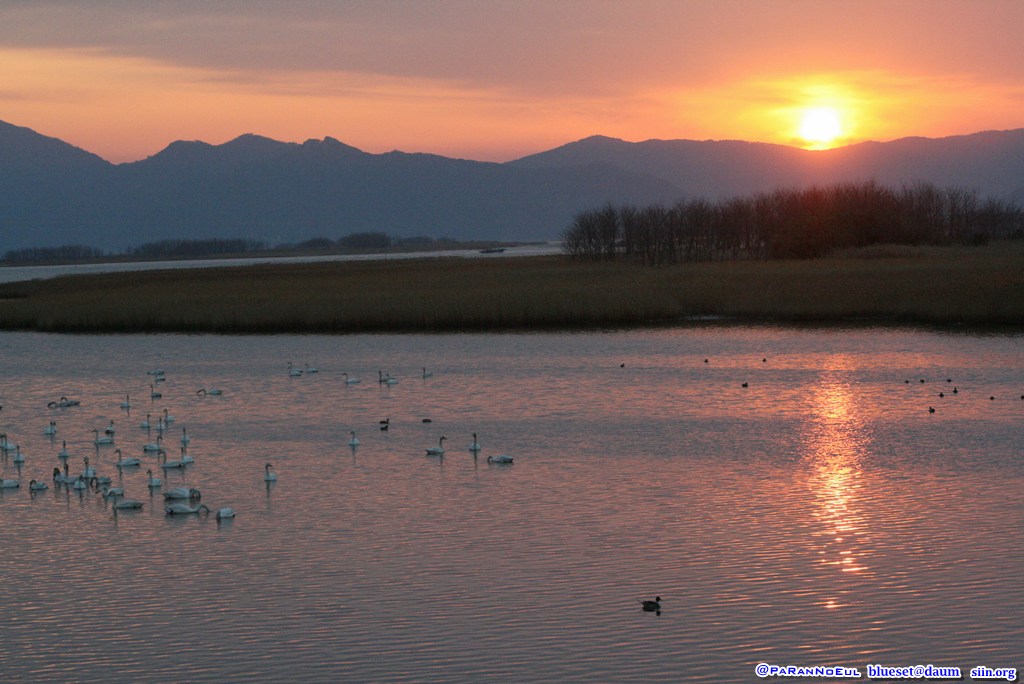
[28,479,48,491]
[304,364,318,374]
[12,445,25,463]
[287,362,303,377]
[487,454,514,464]
[468,433,482,453]
[52,465,73,484]
[348,430,360,447]
[57,440,70,460]
[342,373,361,384]
[163,487,201,501]
[91,429,114,445]
[165,503,210,516]
[142,436,163,452]
[72,475,88,490]
[178,447,195,465]
[100,486,125,499]
[114,449,141,468]
[104,420,116,436]
[378,370,398,385]
[425,436,447,456]
[422,367,433,378]
[43,421,58,436]
[82,457,96,478]
[0,478,19,489]
[162,408,175,424]
[264,463,277,482]
[159,450,188,470]
[113,499,144,510]
[140,413,152,429]
[0,433,17,451]
[47,396,80,408]
[147,369,165,377]
[215,507,236,520]
[150,384,162,399]
[120,394,131,409]
[180,428,190,446]
[146,469,162,488]
[196,388,223,396]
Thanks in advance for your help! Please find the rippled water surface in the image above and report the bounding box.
[0,328,1021,682]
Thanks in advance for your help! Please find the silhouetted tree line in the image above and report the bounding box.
[2,244,106,263]
[2,232,496,264]
[129,238,267,259]
[563,182,1024,263]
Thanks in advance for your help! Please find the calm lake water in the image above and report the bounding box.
[0,327,1021,683]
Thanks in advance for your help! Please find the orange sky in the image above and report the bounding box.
[1,1,1022,163]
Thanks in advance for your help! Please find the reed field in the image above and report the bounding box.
[0,242,1022,333]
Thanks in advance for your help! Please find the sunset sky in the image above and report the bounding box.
[2,0,1023,163]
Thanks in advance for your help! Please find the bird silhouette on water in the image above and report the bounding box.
[639,596,662,614]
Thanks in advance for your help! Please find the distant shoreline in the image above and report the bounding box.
[0,240,543,269]
[0,242,1021,333]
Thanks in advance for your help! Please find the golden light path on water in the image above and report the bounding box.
[804,360,872,613]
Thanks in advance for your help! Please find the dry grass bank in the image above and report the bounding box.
[0,242,1022,333]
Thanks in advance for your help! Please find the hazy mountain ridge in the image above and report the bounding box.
[1,120,1023,251]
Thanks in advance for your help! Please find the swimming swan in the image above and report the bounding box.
[348,430,360,447]
[468,433,482,453]
[164,503,210,516]
[264,463,277,482]
[113,499,144,510]
[215,507,236,520]
[342,373,361,385]
[159,450,189,470]
[113,449,141,468]
[29,479,48,491]
[425,436,447,456]
[91,429,114,445]
[146,469,162,488]
[0,478,19,489]
[163,487,201,501]
[486,454,514,464]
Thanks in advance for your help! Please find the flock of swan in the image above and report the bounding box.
[0,362,515,523]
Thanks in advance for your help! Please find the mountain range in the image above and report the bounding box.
[2,118,1023,251]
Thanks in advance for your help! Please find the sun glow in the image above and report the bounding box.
[798,107,843,148]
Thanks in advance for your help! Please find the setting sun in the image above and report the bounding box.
[799,107,843,148]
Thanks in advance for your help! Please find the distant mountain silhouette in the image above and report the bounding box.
[510,130,1024,202]
[1,119,1023,251]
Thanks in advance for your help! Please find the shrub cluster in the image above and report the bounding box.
[563,182,1024,263]
[129,238,267,259]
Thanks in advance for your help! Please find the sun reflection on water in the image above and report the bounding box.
[804,363,873,610]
